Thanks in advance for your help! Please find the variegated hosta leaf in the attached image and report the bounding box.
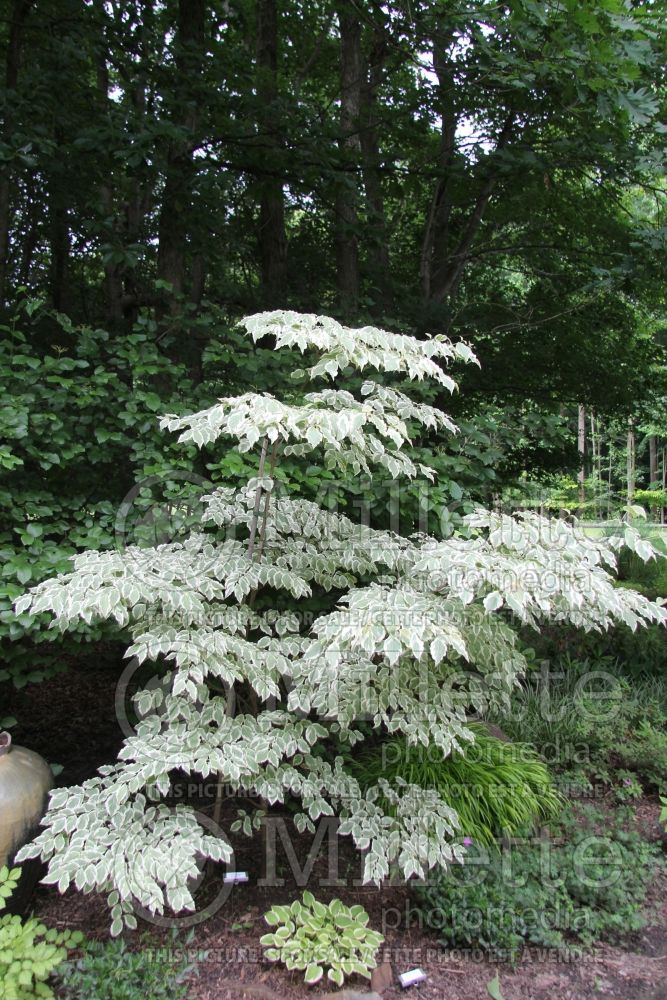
[261,891,384,986]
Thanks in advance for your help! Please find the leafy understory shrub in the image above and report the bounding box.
[0,865,21,906]
[0,865,84,999]
[414,807,661,962]
[350,723,563,845]
[56,938,193,1000]
[261,892,383,986]
[13,311,667,930]
[494,660,667,791]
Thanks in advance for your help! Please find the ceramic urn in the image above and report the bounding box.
[0,731,53,868]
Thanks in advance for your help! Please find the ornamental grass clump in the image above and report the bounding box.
[13,311,667,930]
[350,722,563,844]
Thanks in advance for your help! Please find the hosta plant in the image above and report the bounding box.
[261,891,383,986]
[13,311,667,930]
[0,865,84,999]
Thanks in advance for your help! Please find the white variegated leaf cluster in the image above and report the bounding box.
[160,382,459,479]
[14,311,667,931]
[240,310,478,385]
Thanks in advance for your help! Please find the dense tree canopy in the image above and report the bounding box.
[1,0,666,678]
[2,1,665,391]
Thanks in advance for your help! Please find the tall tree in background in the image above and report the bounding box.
[0,0,32,305]
[255,0,287,306]
[156,0,206,301]
[335,2,362,313]
[0,0,663,401]
[359,14,391,305]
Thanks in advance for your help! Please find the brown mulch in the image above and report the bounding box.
[34,792,667,1000]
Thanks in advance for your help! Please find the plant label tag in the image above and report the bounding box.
[223,872,249,884]
[398,969,427,988]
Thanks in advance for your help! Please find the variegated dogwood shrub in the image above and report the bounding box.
[14,311,667,932]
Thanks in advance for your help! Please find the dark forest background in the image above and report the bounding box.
[1,0,666,682]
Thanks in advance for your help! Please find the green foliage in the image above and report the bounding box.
[0,866,21,908]
[0,302,195,686]
[616,721,667,793]
[617,562,667,604]
[348,723,563,845]
[414,807,661,962]
[659,796,667,831]
[0,299,309,686]
[614,770,643,803]
[0,865,84,999]
[506,474,613,517]
[260,892,384,987]
[528,617,667,679]
[487,973,506,1000]
[634,489,667,510]
[57,938,193,1000]
[493,659,667,793]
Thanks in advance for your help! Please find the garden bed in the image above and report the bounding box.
[6,654,667,1000]
[32,800,666,1000]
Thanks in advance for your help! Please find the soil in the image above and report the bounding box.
[4,656,667,1000]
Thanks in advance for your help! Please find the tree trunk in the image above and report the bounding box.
[590,411,598,518]
[335,4,362,314]
[419,24,456,302]
[627,419,635,511]
[432,117,514,306]
[359,29,390,305]
[577,404,586,509]
[18,170,39,287]
[649,435,658,485]
[608,438,614,520]
[648,435,658,522]
[96,36,124,326]
[122,0,154,324]
[0,0,33,304]
[419,18,514,309]
[256,0,287,307]
[156,0,205,299]
[48,154,69,312]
